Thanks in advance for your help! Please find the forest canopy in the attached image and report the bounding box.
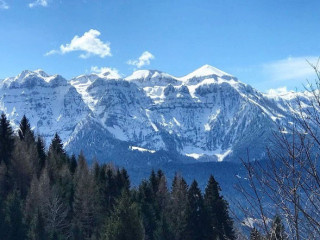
[0,114,235,240]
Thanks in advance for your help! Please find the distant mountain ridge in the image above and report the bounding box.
[0,66,312,167]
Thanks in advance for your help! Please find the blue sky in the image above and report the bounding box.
[0,0,319,92]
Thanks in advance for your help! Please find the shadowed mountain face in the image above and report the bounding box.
[0,66,312,167]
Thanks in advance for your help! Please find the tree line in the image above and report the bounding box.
[0,114,235,240]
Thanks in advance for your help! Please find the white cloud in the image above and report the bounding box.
[46,29,111,59]
[29,0,49,8]
[127,51,155,68]
[0,0,9,9]
[262,56,319,82]
[91,66,121,79]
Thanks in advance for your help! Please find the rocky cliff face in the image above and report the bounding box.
[0,66,309,165]
[0,70,90,144]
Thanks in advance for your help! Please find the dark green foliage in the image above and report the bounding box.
[3,191,27,240]
[69,154,77,174]
[0,115,237,240]
[27,210,47,240]
[136,180,158,240]
[47,133,68,182]
[103,190,144,240]
[168,173,188,240]
[203,175,235,240]
[153,213,173,240]
[73,152,99,239]
[185,180,205,240]
[49,133,65,157]
[18,115,35,143]
[117,168,130,192]
[0,113,14,167]
[36,136,46,177]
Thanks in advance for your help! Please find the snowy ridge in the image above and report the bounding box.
[0,65,309,164]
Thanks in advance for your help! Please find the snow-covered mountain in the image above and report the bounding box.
[0,66,309,165]
[0,70,90,144]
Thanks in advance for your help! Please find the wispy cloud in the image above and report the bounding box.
[262,56,319,82]
[91,66,121,78]
[0,0,9,10]
[127,51,155,68]
[29,0,49,8]
[45,29,111,59]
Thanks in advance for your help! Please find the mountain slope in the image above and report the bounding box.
[0,70,90,144]
[0,66,308,165]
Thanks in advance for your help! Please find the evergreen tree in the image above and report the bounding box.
[0,113,14,167]
[47,133,68,182]
[184,180,205,240]
[103,190,144,240]
[36,136,46,177]
[11,138,36,198]
[73,152,99,239]
[27,209,47,240]
[0,113,14,197]
[153,172,171,240]
[270,215,287,240]
[105,167,118,210]
[18,115,34,143]
[137,180,158,240]
[203,175,235,240]
[154,213,173,240]
[48,133,66,160]
[0,196,6,238]
[116,168,130,193]
[4,191,27,240]
[149,169,159,195]
[168,173,188,240]
[69,154,77,175]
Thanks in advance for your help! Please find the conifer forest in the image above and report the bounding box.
[0,114,238,240]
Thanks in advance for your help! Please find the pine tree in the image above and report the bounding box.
[18,115,34,143]
[105,167,118,210]
[27,209,47,240]
[11,138,36,198]
[168,173,188,240]
[0,113,14,167]
[154,213,173,240]
[149,169,159,195]
[184,180,204,240]
[103,190,144,240]
[73,152,99,239]
[48,133,66,160]
[117,168,130,193]
[0,196,6,238]
[47,133,68,182]
[203,175,235,240]
[4,191,27,240]
[153,173,171,240]
[270,215,287,240]
[36,136,46,177]
[69,154,77,175]
[137,180,158,240]
[0,113,15,197]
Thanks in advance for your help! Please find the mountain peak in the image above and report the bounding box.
[125,69,173,81]
[125,69,180,87]
[34,69,49,78]
[0,70,69,88]
[180,64,233,81]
